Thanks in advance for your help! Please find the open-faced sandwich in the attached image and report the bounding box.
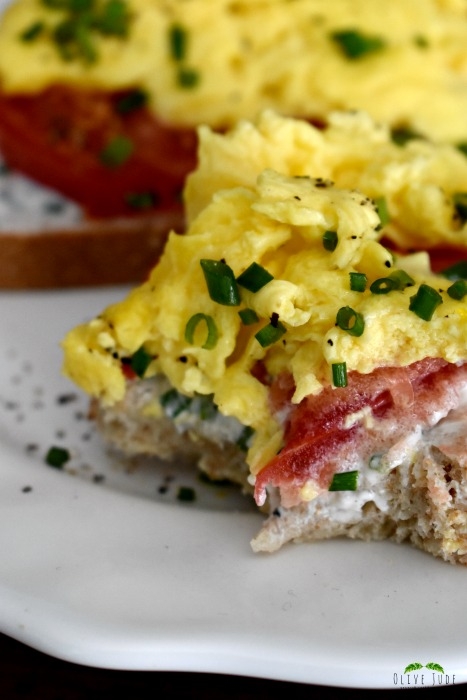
[62,110,467,564]
[3,0,467,286]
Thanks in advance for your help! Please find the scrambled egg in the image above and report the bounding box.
[2,0,467,141]
[62,111,467,475]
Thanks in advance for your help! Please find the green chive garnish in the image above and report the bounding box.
[177,486,196,502]
[45,446,70,469]
[42,0,132,64]
[200,259,241,306]
[99,135,134,168]
[116,88,148,114]
[75,19,98,63]
[236,425,255,452]
[336,306,365,337]
[196,394,218,420]
[375,196,390,227]
[447,279,467,300]
[441,260,467,281]
[387,269,415,290]
[125,191,158,209]
[129,346,153,377]
[42,0,71,7]
[236,262,274,292]
[391,126,422,146]
[413,34,429,49]
[332,362,348,388]
[160,388,192,418]
[329,470,359,491]
[370,277,398,295]
[184,313,218,349]
[453,192,467,222]
[177,67,200,88]
[409,284,443,321]
[20,21,45,42]
[331,29,386,59]
[169,23,187,61]
[238,308,259,325]
[322,230,338,252]
[69,0,95,11]
[255,318,286,347]
[97,0,130,37]
[349,272,367,292]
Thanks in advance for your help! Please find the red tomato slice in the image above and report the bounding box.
[0,86,198,218]
[254,358,466,507]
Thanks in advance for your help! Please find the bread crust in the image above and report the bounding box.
[0,210,185,288]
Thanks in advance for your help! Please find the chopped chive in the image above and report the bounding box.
[129,346,153,377]
[387,269,415,289]
[97,0,130,37]
[99,135,133,168]
[414,34,429,49]
[329,470,359,491]
[184,313,218,349]
[238,308,259,325]
[44,0,132,64]
[20,21,45,42]
[409,284,443,321]
[75,19,98,63]
[456,142,467,158]
[332,362,348,388]
[322,230,338,252]
[391,125,422,146]
[370,277,398,295]
[336,306,365,337]
[177,67,200,88]
[236,262,274,292]
[42,0,71,8]
[53,18,78,56]
[177,486,196,502]
[453,192,467,222]
[375,196,390,227]
[255,319,286,347]
[69,0,95,10]
[125,191,159,209]
[196,394,218,420]
[200,259,241,306]
[349,272,367,292]
[116,88,148,114]
[169,23,187,61]
[331,29,386,59]
[447,279,467,300]
[441,260,467,281]
[45,445,70,469]
[160,388,192,418]
[236,425,255,452]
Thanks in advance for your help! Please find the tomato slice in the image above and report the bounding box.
[0,86,198,218]
[254,358,466,507]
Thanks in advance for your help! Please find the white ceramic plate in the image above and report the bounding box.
[1,286,467,690]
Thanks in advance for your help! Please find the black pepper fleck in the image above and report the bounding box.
[57,393,78,405]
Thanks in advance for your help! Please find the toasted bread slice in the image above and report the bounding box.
[0,212,185,289]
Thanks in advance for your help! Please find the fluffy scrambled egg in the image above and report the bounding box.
[62,111,467,474]
[2,0,467,141]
